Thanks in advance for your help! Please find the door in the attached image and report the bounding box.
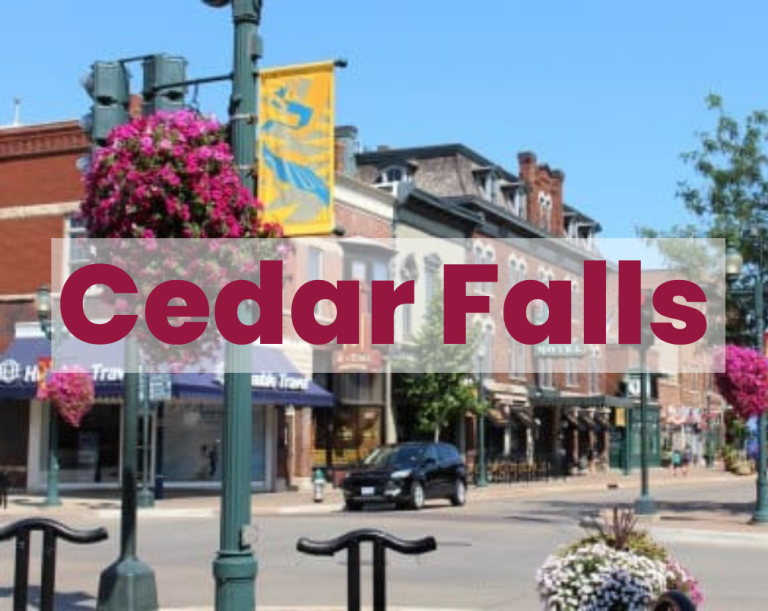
[422,444,441,498]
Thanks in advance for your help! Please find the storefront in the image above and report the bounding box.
[0,336,333,492]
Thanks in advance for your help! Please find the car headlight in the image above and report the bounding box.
[391,469,412,479]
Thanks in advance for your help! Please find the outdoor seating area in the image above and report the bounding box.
[468,457,557,485]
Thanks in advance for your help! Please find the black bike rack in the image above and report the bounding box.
[0,517,108,611]
[297,528,437,611]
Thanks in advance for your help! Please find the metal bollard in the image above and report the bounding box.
[313,468,325,503]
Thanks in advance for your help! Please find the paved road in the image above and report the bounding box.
[2,475,767,609]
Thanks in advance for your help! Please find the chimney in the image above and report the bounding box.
[551,169,566,237]
[334,125,359,176]
[129,94,143,119]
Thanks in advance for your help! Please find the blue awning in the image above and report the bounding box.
[0,338,334,408]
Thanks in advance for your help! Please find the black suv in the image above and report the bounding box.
[341,442,467,511]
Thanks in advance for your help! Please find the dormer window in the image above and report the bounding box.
[473,168,498,204]
[538,191,552,231]
[375,165,409,185]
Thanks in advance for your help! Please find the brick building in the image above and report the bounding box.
[354,142,650,474]
[0,118,397,492]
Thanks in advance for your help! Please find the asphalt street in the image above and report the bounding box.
[2,476,767,610]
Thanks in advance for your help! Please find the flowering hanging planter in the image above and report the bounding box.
[714,344,768,420]
[79,110,287,372]
[37,366,95,429]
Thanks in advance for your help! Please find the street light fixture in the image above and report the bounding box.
[725,238,768,525]
[36,284,61,507]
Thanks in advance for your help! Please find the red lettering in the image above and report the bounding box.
[215,260,283,345]
[444,264,497,343]
[503,280,571,344]
[652,280,707,344]
[618,260,641,344]
[145,280,209,345]
[292,280,360,344]
[371,280,415,344]
[583,260,606,344]
[61,263,138,345]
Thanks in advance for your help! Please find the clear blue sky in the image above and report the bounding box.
[3,1,767,238]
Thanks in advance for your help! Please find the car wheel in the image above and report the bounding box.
[450,479,466,506]
[409,482,425,510]
[345,500,364,511]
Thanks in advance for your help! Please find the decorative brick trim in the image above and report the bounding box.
[0,121,88,160]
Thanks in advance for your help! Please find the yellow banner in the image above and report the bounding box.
[258,61,335,236]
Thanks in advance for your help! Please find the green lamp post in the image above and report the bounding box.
[36,284,62,507]
[201,1,261,608]
[725,242,768,525]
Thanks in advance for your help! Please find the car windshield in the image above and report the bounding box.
[364,445,426,468]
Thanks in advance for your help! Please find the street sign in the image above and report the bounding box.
[149,374,172,401]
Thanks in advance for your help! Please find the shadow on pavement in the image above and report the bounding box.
[0,586,96,610]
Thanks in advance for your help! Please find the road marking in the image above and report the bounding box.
[97,508,214,519]
[650,527,768,547]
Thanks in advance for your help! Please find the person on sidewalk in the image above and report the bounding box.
[682,445,693,476]
[671,449,681,476]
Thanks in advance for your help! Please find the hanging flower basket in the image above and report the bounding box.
[714,344,768,420]
[37,366,95,429]
[79,110,287,372]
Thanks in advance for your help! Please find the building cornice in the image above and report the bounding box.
[0,121,88,160]
[0,201,79,221]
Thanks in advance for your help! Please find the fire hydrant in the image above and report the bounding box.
[313,468,325,503]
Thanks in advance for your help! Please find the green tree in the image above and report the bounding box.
[395,285,486,441]
[639,94,768,345]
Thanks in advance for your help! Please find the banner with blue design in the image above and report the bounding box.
[258,61,336,236]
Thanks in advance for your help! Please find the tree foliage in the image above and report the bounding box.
[638,94,768,347]
[395,285,485,441]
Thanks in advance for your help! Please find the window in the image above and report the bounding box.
[477,324,494,375]
[437,443,459,462]
[375,166,409,185]
[65,215,99,295]
[508,337,526,378]
[565,358,578,387]
[571,281,579,319]
[308,246,323,316]
[66,215,91,278]
[540,357,554,388]
[424,254,442,306]
[403,303,413,338]
[538,192,552,232]
[474,170,497,203]
[512,188,527,219]
[589,349,601,394]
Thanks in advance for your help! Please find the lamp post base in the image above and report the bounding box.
[137,488,155,509]
[634,495,657,516]
[213,551,257,610]
[97,557,158,610]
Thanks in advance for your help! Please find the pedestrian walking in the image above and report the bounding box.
[671,449,681,476]
[682,445,692,476]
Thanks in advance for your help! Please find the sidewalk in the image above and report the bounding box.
[1,466,759,534]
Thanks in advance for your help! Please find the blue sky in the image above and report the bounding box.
[3,1,767,238]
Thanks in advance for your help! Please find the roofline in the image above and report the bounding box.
[357,143,519,183]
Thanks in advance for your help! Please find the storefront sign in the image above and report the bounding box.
[213,368,311,392]
[149,373,172,401]
[332,290,383,373]
[0,359,123,385]
[533,342,585,357]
